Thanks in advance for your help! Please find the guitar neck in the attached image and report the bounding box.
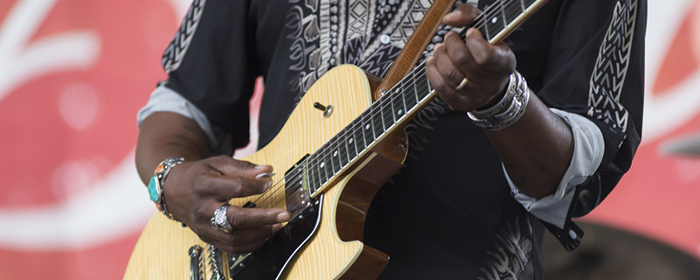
[304,0,549,197]
[476,0,550,44]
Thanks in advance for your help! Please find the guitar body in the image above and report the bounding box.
[124,65,408,280]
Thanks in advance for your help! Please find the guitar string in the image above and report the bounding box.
[243,0,530,211]
[250,66,433,210]
[273,0,526,195]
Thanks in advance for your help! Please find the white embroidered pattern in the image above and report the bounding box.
[479,215,535,280]
[587,0,638,133]
[162,0,207,73]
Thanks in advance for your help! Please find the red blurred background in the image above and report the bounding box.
[0,0,698,279]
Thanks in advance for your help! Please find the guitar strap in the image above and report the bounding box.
[374,0,457,100]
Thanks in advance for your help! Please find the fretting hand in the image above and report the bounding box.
[426,3,516,112]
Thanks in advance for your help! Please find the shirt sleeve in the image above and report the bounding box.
[506,109,604,228]
[523,0,646,250]
[156,0,259,150]
[137,85,219,149]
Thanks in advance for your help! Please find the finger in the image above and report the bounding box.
[198,174,273,200]
[434,41,470,91]
[426,52,470,111]
[189,204,286,251]
[207,155,274,178]
[443,4,481,27]
[208,236,267,255]
[228,205,290,229]
[464,28,516,75]
[208,225,278,246]
[443,31,477,87]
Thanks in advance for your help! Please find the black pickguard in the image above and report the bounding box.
[229,195,323,280]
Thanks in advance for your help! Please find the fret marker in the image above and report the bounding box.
[492,17,497,24]
[365,124,370,130]
[349,138,353,144]
[333,151,338,157]
[398,109,403,115]
[320,162,325,168]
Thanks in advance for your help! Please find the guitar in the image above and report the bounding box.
[124,0,549,279]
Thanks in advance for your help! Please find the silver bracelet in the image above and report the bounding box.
[467,71,530,131]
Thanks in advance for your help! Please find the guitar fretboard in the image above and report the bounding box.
[299,0,547,196]
[304,68,434,194]
[481,0,538,43]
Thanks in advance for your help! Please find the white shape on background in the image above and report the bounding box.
[0,0,151,250]
[0,0,101,103]
[643,70,700,144]
[58,83,100,130]
[0,151,155,250]
[642,0,700,144]
[167,0,194,19]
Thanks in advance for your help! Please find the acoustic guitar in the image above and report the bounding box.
[124,0,548,279]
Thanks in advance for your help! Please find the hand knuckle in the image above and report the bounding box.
[227,233,240,246]
[232,159,254,170]
[445,70,462,84]
[192,205,210,220]
[228,210,246,227]
[452,51,470,66]
[434,82,450,93]
[229,177,247,195]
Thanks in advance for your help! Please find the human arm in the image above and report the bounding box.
[136,111,290,254]
[426,0,645,241]
[426,4,573,199]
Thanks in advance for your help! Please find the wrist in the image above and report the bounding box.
[147,157,185,220]
[467,71,530,131]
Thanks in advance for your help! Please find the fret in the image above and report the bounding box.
[382,97,395,134]
[416,73,432,101]
[372,98,386,139]
[391,89,406,122]
[362,109,375,148]
[307,161,318,193]
[504,0,524,24]
[318,145,332,185]
[336,129,350,168]
[312,153,325,188]
[483,4,506,42]
[404,73,419,112]
[326,139,341,176]
[305,160,315,193]
[308,155,325,192]
[347,121,360,161]
[353,113,370,153]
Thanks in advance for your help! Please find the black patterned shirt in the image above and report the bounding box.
[147,0,646,278]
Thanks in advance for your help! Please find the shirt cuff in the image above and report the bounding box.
[506,108,604,228]
[137,85,218,148]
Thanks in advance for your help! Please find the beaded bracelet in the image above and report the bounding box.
[147,157,185,220]
[467,71,530,131]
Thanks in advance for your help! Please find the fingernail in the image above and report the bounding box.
[445,9,461,20]
[255,172,275,179]
[277,212,290,222]
[264,180,273,190]
[427,55,434,62]
[434,43,443,52]
[466,28,474,37]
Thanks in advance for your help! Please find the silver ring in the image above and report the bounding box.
[210,204,232,233]
[455,77,469,90]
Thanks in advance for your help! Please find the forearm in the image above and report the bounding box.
[485,91,574,199]
[135,112,211,185]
